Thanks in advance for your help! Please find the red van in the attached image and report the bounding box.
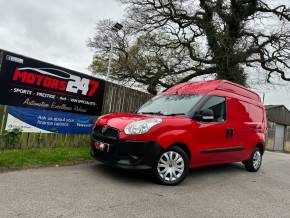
[91,80,266,185]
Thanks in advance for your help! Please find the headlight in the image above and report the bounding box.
[124,118,162,135]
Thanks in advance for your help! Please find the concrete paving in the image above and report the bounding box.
[0,151,290,218]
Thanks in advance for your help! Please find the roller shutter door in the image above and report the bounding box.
[274,124,285,151]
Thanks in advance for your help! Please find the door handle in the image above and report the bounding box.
[226,129,230,138]
[226,128,234,138]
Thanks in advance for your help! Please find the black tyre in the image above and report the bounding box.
[154,146,189,186]
[243,147,263,172]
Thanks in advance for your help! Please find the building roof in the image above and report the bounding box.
[265,105,285,110]
[266,105,290,126]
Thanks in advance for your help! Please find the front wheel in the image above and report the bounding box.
[154,146,189,186]
[243,147,263,172]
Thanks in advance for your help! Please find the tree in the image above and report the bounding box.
[88,1,290,95]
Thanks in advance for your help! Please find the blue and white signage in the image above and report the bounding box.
[5,106,95,134]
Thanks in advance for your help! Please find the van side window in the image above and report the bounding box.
[200,96,226,122]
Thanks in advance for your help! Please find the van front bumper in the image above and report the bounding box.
[90,139,163,170]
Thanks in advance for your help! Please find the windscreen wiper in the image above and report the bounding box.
[163,113,186,116]
[139,111,165,115]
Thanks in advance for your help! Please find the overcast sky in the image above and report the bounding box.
[0,0,124,72]
[0,0,289,108]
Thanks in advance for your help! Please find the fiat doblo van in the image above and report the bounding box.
[91,80,266,185]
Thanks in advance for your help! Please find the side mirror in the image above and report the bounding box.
[194,109,214,122]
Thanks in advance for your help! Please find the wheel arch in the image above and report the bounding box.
[256,142,265,155]
[169,142,191,161]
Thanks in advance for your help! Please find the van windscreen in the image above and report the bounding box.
[138,94,203,116]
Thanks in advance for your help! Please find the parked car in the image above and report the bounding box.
[91,80,266,185]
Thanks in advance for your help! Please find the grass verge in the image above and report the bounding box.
[0,146,93,168]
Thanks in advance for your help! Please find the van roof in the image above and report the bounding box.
[162,80,261,102]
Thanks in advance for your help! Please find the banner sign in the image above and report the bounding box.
[6,106,95,134]
[0,51,106,115]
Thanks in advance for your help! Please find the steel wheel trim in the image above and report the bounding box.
[157,151,185,182]
[253,151,262,170]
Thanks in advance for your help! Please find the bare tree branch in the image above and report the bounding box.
[88,0,290,94]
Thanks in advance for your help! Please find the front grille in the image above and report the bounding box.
[92,125,119,145]
[94,125,119,138]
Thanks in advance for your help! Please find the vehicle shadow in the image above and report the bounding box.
[89,163,154,185]
[187,162,245,178]
[89,161,246,185]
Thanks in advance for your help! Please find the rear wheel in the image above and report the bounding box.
[154,146,189,186]
[243,147,263,172]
